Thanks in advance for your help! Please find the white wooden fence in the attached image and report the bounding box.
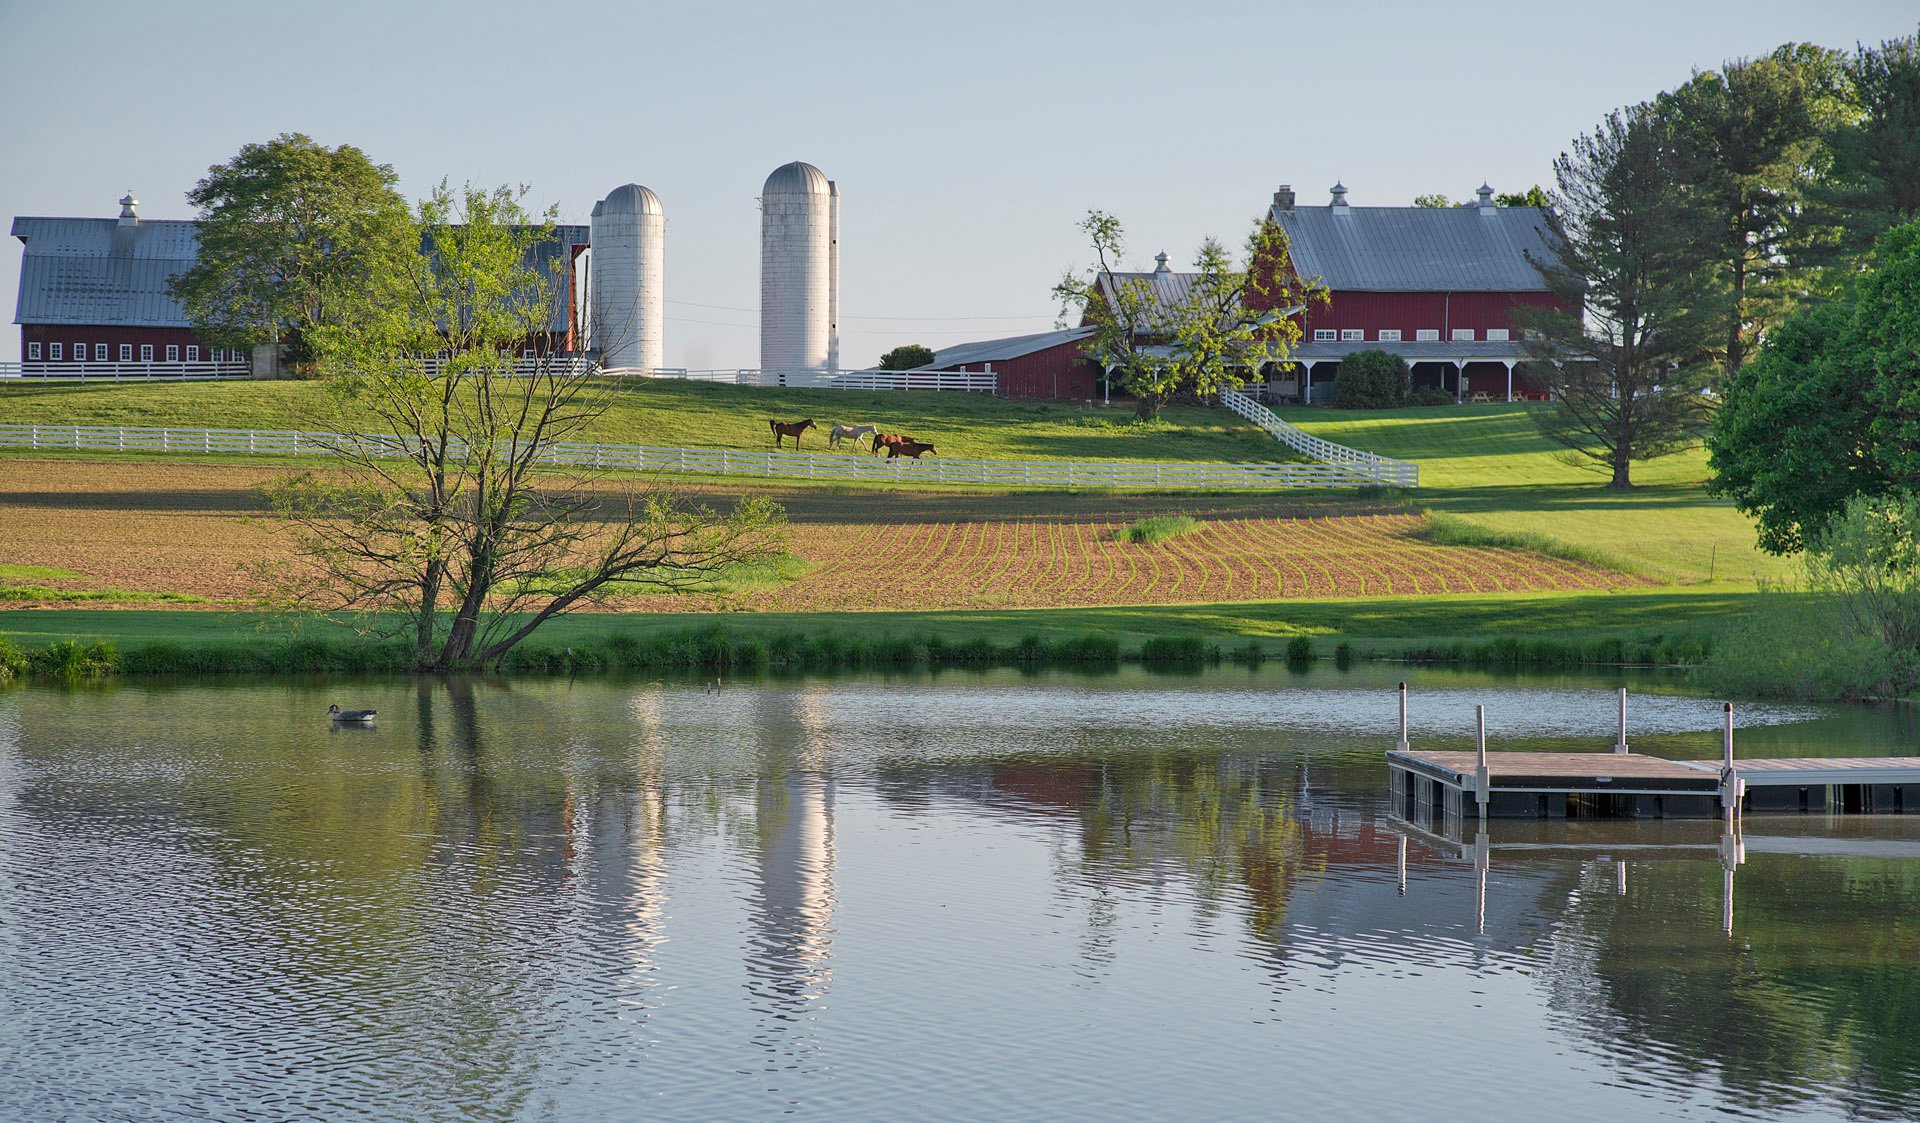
[0,423,1412,489]
[1219,387,1418,485]
[0,360,251,381]
[607,366,999,393]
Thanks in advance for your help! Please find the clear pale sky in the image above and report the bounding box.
[2,0,1914,367]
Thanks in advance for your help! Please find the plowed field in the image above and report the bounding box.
[0,459,1647,611]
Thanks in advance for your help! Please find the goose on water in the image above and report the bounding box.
[328,704,377,723]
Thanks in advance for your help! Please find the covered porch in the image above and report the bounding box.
[1267,340,1540,405]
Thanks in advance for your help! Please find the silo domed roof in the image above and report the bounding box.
[763,161,831,195]
[601,183,664,215]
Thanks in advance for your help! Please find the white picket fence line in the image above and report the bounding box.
[0,360,251,381]
[0,423,1411,489]
[607,366,999,393]
[1219,387,1418,485]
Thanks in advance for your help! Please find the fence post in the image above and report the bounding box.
[1615,687,1630,753]
[31,424,38,450]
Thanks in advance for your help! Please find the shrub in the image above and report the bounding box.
[1334,351,1413,408]
[1284,637,1313,664]
[1118,515,1201,545]
[1139,635,1213,664]
[1334,642,1354,668]
[1409,385,1455,406]
[0,635,25,681]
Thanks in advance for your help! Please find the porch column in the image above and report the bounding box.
[1503,360,1515,403]
[1455,361,1466,403]
[1304,362,1315,404]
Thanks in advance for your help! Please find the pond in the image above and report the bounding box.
[2,663,1917,1121]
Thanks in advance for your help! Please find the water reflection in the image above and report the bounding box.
[0,668,1916,1121]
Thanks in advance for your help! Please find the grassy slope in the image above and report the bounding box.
[0,380,1293,464]
[1282,403,1794,585]
[0,589,1752,655]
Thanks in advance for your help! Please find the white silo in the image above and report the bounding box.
[590,183,665,374]
[760,161,838,381]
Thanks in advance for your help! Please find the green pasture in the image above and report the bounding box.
[0,379,1292,464]
[1282,403,1794,585]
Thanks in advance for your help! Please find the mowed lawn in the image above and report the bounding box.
[1282,403,1794,585]
[0,380,1293,464]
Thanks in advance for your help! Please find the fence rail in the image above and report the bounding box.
[0,423,1409,489]
[606,366,999,393]
[1219,387,1418,486]
[0,360,251,381]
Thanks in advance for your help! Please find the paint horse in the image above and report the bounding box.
[769,418,817,449]
[829,423,877,449]
[886,439,937,459]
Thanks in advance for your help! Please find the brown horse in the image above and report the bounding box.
[769,418,816,449]
[872,432,911,457]
[887,439,937,459]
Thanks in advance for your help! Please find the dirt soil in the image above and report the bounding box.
[0,458,1647,611]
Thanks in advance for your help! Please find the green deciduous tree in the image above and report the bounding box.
[168,133,415,364]
[877,344,935,370]
[270,182,784,671]
[1053,211,1325,419]
[1709,220,1920,552]
[1412,194,1452,208]
[1496,185,1551,208]
[1525,104,1722,489]
[1332,350,1411,408]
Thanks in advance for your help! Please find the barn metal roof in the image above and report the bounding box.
[14,217,590,331]
[918,326,1093,369]
[1270,203,1558,292]
[12,217,200,326]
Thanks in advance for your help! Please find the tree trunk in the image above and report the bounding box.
[1608,442,1634,489]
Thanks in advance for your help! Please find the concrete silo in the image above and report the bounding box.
[590,183,665,373]
[760,161,838,380]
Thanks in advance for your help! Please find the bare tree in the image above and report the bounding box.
[269,182,783,670]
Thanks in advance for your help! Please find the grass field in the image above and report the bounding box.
[0,379,1293,464]
[1283,403,1793,585]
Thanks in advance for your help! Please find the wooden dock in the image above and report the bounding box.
[1389,748,1920,820]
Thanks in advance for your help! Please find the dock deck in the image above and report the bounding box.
[1388,748,1920,820]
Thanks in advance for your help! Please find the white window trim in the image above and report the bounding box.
[119,344,133,362]
[1313,329,1337,342]
[1486,328,1510,341]
[50,343,63,360]
[1340,329,1365,341]
[140,344,155,361]
[187,345,200,362]
[1452,329,1475,341]
[27,342,41,360]
[165,344,180,361]
[95,344,108,361]
[1377,329,1402,341]
[1416,329,1440,341]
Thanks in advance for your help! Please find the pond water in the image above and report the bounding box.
[2,664,1918,1121]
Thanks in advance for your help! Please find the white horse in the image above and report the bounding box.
[829,423,878,449]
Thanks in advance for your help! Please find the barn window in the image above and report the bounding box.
[187,345,199,362]
[1313,329,1336,341]
[1486,328,1510,341]
[96,344,109,361]
[166,345,179,361]
[1378,329,1402,341]
[119,344,133,362]
[27,342,41,360]
[1452,329,1474,341]
[141,344,155,361]
[1416,329,1439,341]
[50,343,63,360]
[1340,329,1364,341]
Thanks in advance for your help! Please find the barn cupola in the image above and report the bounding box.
[1272,184,1295,212]
[1476,182,1496,215]
[1330,182,1350,214]
[1153,250,1171,274]
[117,191,139,226]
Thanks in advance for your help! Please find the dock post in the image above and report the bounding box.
[1615,687,1630,753]
[1474,830,1490,934]
[1616,860,1627,896]
[1720,702,1741,821]
[1397,833,1407,896]
[1475,704,1490,822]
[1397,682,1410,752]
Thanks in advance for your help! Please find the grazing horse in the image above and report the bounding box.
[769,418,816,449]
[872,432,912,457]
[887,439,937,459]
[828,423,877,449]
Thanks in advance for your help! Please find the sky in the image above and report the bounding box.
[1,0,1915,367]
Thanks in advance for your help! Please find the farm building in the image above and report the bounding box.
[1263,182,1560,403]
[10,193,589,374]
[927,182,1562,402]
[911,327,1098,399]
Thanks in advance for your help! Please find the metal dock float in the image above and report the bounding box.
[1385,685,1920,821]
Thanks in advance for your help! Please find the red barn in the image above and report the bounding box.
[913,326,1099,399]
[1264,182,1563,403]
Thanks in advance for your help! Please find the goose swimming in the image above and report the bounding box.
[328,704,377,723]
